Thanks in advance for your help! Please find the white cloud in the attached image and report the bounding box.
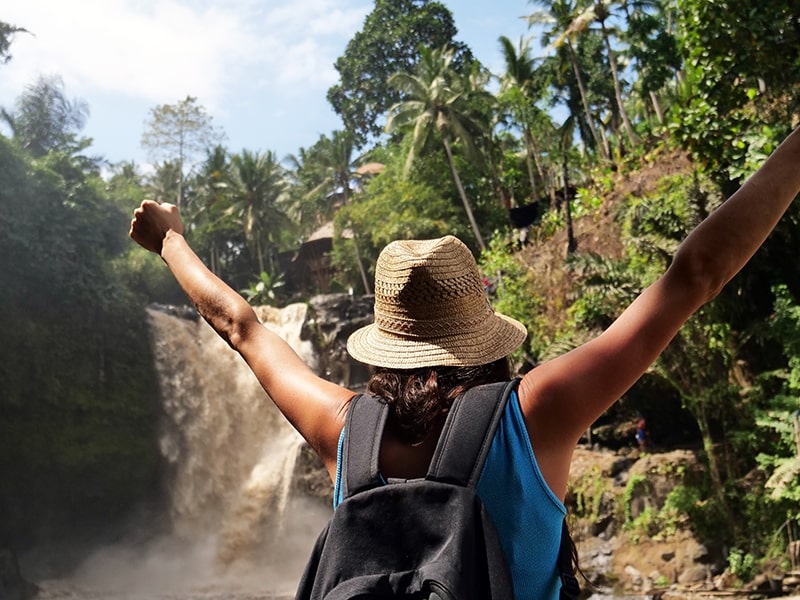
[244,0,367,91]
[262,0,366,37]
[0,0,368,112]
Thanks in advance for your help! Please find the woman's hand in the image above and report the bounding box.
[129,200,184,255]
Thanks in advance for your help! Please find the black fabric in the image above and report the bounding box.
[558,520,581,600]
[295,379,580,600]
[341,391,388,497]
[426,383,510,487]
[508,202,545,229]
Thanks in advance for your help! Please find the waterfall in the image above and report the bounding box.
[56,305,332,598]
[147,305,319,544]
[214,432,304,567]
[36,296,375,599]
[147,304,329,568]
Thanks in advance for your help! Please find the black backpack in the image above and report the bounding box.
[295,379,580,600]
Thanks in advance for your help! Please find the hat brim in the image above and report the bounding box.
[346,312,527,369]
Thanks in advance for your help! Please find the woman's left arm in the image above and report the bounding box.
[519,125,800,498]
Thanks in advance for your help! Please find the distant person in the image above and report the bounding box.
[130,126,800,598]
[636,417,648,451]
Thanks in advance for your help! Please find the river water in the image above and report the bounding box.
[28,495,330,600]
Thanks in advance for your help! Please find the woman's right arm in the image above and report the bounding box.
[130,201,352,479]
[519,125,800,499]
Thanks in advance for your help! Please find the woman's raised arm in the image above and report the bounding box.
[520,126,800,499]
[129,201,352,479]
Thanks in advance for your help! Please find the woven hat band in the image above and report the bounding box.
[373,301,495,338]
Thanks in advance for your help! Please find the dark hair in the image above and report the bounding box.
[367,358,511,445]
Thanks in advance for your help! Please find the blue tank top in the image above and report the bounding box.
[333,391,566,600]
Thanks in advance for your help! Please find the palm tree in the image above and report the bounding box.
[309,130,372,294]
[284,146,320,232]
[0,21,29,64]
[286,131,366,230]
[228,149,293,276]
[588,1,638,148]
[556,117,578,255]
[188,145,233,275]
[386,46,492,250]
[544,0,640,150]
[527,0,610,160]
[618,0,680,127]
[1,74,90,157]
[497,35,549,200]
[146,160,183,205]
[190,145,230,215]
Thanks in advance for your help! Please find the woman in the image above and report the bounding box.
[130,126,800,598]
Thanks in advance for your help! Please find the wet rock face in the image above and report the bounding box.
[306,294,375,391]
[289,294,375,510]
[152,294,377,391]
[293,444,335,508]
[279,294,375,508]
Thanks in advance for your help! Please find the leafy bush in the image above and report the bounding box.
[479,232,547,364]
[727,548,758,582]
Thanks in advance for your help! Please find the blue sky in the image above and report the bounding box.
[0,0,540,169]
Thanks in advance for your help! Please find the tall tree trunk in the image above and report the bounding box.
[793,411,800,456]
[210,241,218,275]
[566,40,608,160]
[177,157,184,209]
[562,157,577,255]
[483,133,505,208]
[599,20,637,149]
[692,400,736,532]
[530,136,548,192]
[342,184,372,294]
[524,122,549,200]
[523,125,540,199]
[443,137,486,251]
[519,104,549,199]
[352,231,372,295]
[649,90,664,125]
[256,235,265,275]
[598,124,613,163]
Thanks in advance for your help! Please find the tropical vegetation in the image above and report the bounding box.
[1,0,799,578]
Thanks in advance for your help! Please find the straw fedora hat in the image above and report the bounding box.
[346,235,527,369]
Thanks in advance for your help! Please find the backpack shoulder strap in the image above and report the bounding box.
[559,519,581,600]
[341,393,389,498]
[427,378,520,487]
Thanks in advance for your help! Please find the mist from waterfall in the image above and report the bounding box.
[39,305,333,599]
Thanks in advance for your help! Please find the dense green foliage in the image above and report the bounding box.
[1,0,799,575]
[0,135,162,548]
[671,0,800,193]
[326,0,473,146]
